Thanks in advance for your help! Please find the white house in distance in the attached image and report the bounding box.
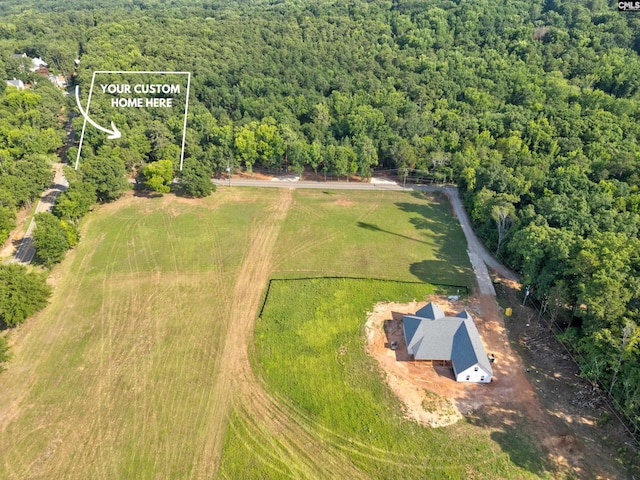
[30,56,48,72]
[6,78,25,89]
[11,53,47,72]
[402,302,493,383]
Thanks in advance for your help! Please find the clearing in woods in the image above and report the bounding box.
[0,188,632,478]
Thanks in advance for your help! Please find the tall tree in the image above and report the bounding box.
[234,124,258,174]
[53,181,97,222]
[490,194,518,255]
[80,147,128,202]
[354,135,378,179]
[141,160,174,194]
[179,159,214,198]
[255,121,284,170]
[33,212,75,267]
[0,263,50,328]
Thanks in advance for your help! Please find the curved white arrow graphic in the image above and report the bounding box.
[75,86,121,139]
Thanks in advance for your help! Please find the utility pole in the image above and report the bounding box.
[522,285,530,306]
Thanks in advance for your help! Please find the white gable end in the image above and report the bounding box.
[454,363,492,383]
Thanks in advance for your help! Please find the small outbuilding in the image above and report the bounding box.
[402,302,493,383]
[6,78,25,90]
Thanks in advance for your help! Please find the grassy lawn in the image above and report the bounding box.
[0,188,550,479]
[273,189,471,286]
[0,189,281,479]
[220,278,549,479]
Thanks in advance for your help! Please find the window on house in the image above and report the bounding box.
[465,375,470,381]
[481,376,485,381]
[474,367,478,372]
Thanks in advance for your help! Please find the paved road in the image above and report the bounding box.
[9,113,76,265]
[212,178,407,190]
[212,177,520,294]
[10,163,69,264]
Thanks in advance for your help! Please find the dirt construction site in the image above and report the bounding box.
[365,281,639,478]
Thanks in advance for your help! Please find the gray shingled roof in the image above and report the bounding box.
[415,302,445,320]
[402,303,493,375]
[404,314,460,360]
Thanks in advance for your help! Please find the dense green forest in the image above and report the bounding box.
[0,83,64,243]
[1,0,640,432]
[0,70,65,354]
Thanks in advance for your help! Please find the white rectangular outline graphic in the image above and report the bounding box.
[75,70,191,171]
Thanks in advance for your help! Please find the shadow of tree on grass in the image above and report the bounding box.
[354,193,473,287]
[409,259,470,288]
[395,200,464,250]
[356,221,429,245]
[394,196,472,287]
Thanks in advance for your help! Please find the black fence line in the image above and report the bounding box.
[524,294,640,447]
[257,276,469,319]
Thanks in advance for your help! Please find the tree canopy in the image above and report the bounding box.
[33,212,78,267]
[0,264,50,329]
[0,85,64,244]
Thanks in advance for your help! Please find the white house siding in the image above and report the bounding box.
[455,364,492,383]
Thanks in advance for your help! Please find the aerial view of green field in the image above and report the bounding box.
[2,0,640,478]
[0,189,470,478]
[0,188,631,478]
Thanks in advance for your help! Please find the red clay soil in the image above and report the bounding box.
[365,295,540,424]
[366,292,637,479]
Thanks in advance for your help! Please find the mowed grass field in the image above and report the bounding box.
[0,187,545,478]
[222,278,547,479]
[273,189,471,284]
[0,189,280,479]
